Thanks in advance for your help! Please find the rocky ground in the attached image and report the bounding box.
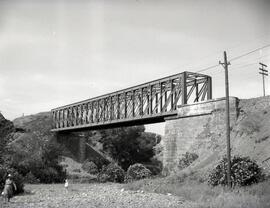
[0,183,196,208]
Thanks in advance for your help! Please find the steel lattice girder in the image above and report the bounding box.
[51,71,212,131]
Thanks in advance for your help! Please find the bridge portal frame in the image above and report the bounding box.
[51,71,212,132]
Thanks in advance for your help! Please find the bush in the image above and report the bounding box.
[144,161,162,176]
[24,171,40,184]
[6,136,66,184]
[82,161,99,175]
[178,152,198,170]
[72,169,81,173]
[0,165,24,194]
[97,163,125,183]
[126,163,151,182]
[208,156,265,187]
[32,165,66,183]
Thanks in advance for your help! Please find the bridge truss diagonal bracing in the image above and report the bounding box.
[51,71,212,132]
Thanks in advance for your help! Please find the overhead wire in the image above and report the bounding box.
[229,44,270,62]
[191,43,270,74]
[220,33,270,54]
[231,56,270,68]
[173,37,269,74]
[211,57,270,82]
[194,64,220,73]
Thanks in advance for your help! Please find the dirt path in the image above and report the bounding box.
[1,183,196,208]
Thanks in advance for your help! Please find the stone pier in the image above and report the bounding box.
[79,135,86,163]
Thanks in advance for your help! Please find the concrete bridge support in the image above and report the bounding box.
[162,97,239,175]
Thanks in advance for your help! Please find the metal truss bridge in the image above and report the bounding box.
[52,71,212,132]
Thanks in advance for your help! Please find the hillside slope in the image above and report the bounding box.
[185,96,270,178]
[0,113,14,140]
[13,112,52,134]
[232,96,270,164]
[0,113,15,162]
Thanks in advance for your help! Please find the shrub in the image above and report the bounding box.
[72,169,81,173]
[32,165,66,183]
[82,161,99,175]
[0,165,24,194]
[144,160,162,176]
[178,152,198,170]
[126,163,151,182]
[24,171,40,184]
[208,156,265,187]
[6,136,66,184]
[97,163,125,183]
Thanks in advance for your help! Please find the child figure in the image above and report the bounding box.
[64,179,69,190]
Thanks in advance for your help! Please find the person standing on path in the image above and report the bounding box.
[2,174,17,202]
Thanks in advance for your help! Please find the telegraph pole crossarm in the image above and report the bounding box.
[259,63,268,97]
[219,51,232,188]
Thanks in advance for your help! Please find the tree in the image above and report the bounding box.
[98,126,158,170]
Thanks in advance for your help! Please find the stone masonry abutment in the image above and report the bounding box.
[162,97,239,175]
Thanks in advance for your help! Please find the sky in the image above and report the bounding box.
[0,0,270,135]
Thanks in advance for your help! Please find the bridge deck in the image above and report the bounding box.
[51,71,212,132]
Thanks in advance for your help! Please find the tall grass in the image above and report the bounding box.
[124,175,270,208]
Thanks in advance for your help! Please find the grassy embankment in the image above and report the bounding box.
[125,174,270,208]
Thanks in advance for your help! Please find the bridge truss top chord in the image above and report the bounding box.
[51,71,212,132]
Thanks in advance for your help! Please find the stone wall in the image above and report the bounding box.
[162,97,239,175]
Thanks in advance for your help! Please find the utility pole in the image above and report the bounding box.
[219,51,232,188]
[259,62,268,96]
